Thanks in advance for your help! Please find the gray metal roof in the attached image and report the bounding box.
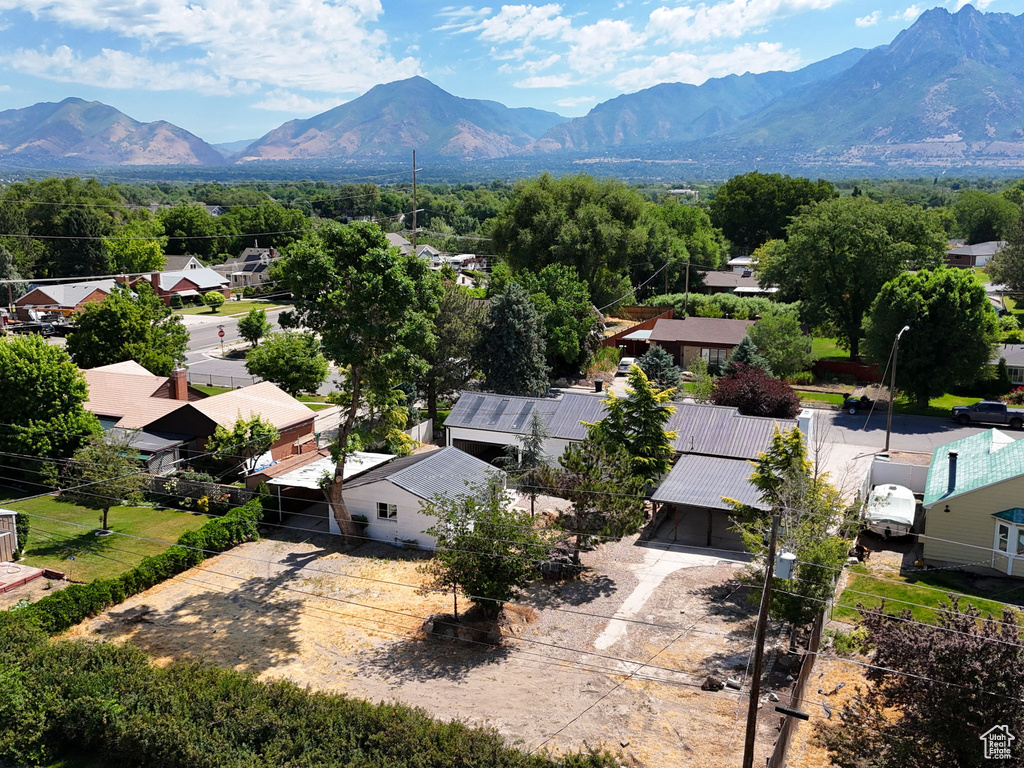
[345,447,500,500]
[651,454,767,511]
[949,240,1005,257]
[447,392,794,461]
[109,428,187,453]
[23,279,117,307]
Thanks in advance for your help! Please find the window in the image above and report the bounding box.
[997,523,1010,553]
[377,502,397,521]
[702,348,728,366]
[1009,367,1024,385]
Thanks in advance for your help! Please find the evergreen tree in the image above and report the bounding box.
[52,207,109,277]
[477,282,550,396]
[724,335,772,376]
[637,345,682,390]
[590,365,677,485]
[504,410,552,517]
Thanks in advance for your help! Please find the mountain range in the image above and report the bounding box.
[3,5,1024,171]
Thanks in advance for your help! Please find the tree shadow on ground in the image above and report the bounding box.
[698,581,756,622]
[92,545,327,675]
[26,528,119,562]
[357,622,514,684]
[523,571,618,608]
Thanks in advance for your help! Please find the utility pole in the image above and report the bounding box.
[684,261,691,313]
[741,512,781,768]
[884,325,910,453]
[411,149,418,249]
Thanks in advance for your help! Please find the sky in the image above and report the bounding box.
[0,0,1020,145]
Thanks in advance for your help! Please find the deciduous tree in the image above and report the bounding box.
[988,213,1024,293]
[105,217,167,273]
[863,268,999,407]
[237,307,272,347]
[712,363,800,418]
[203,291,225,312]
[61,430,148,531]
[0,334,101,469]
[205,414,280,476]
[278,221,440,538]
[952,190,1019,244]
[776,196,947,357]
[66,282,189,376]
[420,478,550,618]
[748,313,813,378]
[245,332,330,396]
[513,264,600,375]
[817,600,1024,768]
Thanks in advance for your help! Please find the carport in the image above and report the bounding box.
[649,454,767,551]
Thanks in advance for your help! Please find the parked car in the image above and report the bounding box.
[951,400,1024,429]
[617,356,637,375]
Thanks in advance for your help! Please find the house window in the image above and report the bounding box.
[377,502,397,521]
[701,348,728,366]
[1009,367,1024,385]
[997,523,1009,553]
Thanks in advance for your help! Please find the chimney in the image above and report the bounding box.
[172,368,188,401]
[947,451,958,495]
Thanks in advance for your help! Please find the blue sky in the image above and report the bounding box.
[0,0,1019,144]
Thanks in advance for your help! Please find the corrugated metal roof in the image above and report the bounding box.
[651,454,766,511]
[446,392,794,460]
[345,446,500,500]
[924,429,1024,507]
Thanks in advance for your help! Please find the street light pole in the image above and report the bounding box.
[884,325,910,453]
[741,512,781,768]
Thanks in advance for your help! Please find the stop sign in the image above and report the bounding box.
[218,329,225,338]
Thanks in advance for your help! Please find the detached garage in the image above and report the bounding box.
[650,454,766,551]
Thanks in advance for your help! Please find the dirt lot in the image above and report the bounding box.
[65,530,786,766]
[785,654,868,768]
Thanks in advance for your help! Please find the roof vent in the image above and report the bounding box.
[947,451,958,495]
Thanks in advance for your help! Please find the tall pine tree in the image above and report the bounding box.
[477,282,550,396]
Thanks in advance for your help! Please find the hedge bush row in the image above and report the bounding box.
[0,611,615,768]
[19,499,263,635]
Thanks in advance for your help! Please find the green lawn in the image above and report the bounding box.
[811,337,848,361]
[832,565,1024,624]
[174,300,285,316]
[192,384,234,396]
[891,392,979,419]
[4,494,210,582]
[192,385,331,411]
[796,390,845,406]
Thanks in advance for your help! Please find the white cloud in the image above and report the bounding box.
[459,4,572,43]
[893,4,922,20]
[566,19,642,73]
[954,0,987,10]
[251,90,344,113]
[514,73,580,87]
[855,10,880,26]
[3,45,245,94]
[0,0,420,95]
[433,5,494,32]
[613,41,802,91]
[646,0,841,44]
[498,53,561,73]
[554,94,595,107]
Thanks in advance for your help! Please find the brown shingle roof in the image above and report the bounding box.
[188,381,313,431]
[83,368,185,429]
[648,317,754,347]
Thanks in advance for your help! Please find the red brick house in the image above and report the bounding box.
[14,279,116,319]
[647,317,755,368]
[131,268,230,305]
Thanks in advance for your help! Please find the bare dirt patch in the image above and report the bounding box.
[65,531,783,766]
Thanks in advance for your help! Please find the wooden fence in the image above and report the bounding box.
[601,309,675,357]
[767,611,826,768]
[612,305,674,322]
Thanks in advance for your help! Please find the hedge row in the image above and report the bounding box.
[20,499,263,635]
[0,613,616,768]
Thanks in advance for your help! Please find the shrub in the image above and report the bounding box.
[169,294,184,309]
[711,363,801,418]
[22,499,263,635]
[1004,386,1024,406]
[786,371,815,386]
[12,511,28,559]
[202,291,226,312]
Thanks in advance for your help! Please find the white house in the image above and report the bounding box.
[339,447,503,547]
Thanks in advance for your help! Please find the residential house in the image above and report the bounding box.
[921,429,1024,576]
[14,279,116,319]
[946,241,1005,268]
[132,268,230,305]
[0,510,17,562]
[82,362,317,468]
[647,316,755,368]
[386,233,414,256]
[991,344,1024,387]
[247,446,502,546]
[727,256,756,274]
[416,244,444,267]
[213,247,279,289]
[163,255,206,271]
[445,389,812,552]
[701,271,778,296]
